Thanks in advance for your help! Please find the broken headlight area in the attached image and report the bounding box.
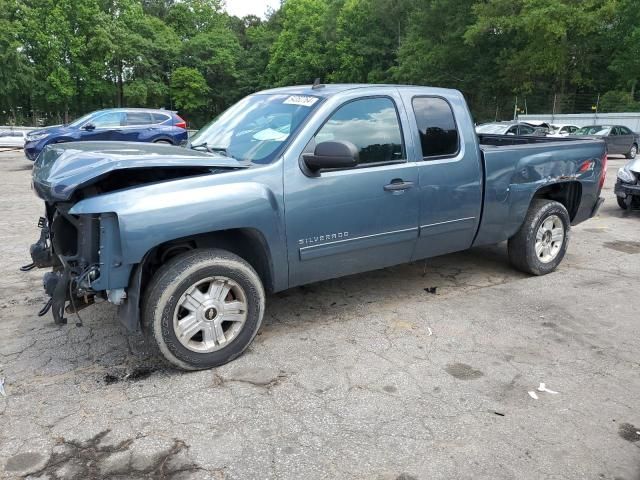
[617,166,638,185]
[26,205,104,325]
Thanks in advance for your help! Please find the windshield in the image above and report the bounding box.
[190,94,322,164]
[575,125,611,136]
[476,124,508,134]
[68,111,96,127]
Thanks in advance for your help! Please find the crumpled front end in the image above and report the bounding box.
[615,158,640,208]
[25,204,119,325]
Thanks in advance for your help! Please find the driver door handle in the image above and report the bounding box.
[384,179,414,192]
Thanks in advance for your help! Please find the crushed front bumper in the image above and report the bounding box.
[614,179,640,198]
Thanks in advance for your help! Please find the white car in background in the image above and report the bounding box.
[548,124,579,137]
[0,130,27,147]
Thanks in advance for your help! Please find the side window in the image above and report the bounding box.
[519,125,535,135]
[152,113,170,124]
[91,112,124,128]
[560,126,570,134]
[506,125,518,135]
[620,126,632,135]
[411,97,459,158]
[569,126,578,133]
[126,112,153,126]
[315,97,404,165]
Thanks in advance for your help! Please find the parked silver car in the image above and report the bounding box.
[574,125,639,158]
[0,130,27,147]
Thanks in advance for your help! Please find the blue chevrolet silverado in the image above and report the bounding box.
[27,84,607,370]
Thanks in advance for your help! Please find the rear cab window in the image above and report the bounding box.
[411,97,459,159]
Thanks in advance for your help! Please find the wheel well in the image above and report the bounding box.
[533,182,581,221]
[140,228,274,294]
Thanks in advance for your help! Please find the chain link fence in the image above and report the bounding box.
[471,92,640,123]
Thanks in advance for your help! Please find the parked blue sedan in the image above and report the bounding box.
[24,108,188,161]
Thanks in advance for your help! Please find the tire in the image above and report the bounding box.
[142,249,265,370]
[617,196,628,210]
[154,139,173,145]
[626,143,638,159]
[508,199,570,276]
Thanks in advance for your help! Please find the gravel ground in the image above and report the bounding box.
[0,150,639,480]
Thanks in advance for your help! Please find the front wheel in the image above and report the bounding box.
[617,196,628,210]
[508,199,570,275]
[626,144,637,159]
[142,249,265,370]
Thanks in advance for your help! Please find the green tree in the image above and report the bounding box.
[464,0,618,96]
[267,0,336,85]
[170,66,210,112]
[331,0,409,83]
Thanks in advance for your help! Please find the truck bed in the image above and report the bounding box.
[473,135,607,247]
[478,133,587,147]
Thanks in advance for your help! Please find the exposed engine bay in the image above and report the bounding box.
[26,143,250,326]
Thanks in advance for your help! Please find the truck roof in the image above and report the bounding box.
[256,83,457,98]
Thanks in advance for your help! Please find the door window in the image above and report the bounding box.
[152,113,171,124]
[506,125,518,135]
[91,112,124,128]
[619,126,632,135]
[315,97,404,165]
[611,127,620,135]
[411,97,459,158]
[126,112,153,126]
[519,124,535,135]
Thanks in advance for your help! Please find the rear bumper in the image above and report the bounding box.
[614,180,640,197]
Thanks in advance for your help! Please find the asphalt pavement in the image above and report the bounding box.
[0,150,639,480]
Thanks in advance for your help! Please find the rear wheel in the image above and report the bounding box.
[142,249,265,370]
[626,143,637,159]
[508,199,570,275]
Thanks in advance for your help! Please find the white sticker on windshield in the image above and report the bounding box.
[283,95,319,107]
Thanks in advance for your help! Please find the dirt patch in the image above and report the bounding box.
[103,366,159,385]
[445,363,484,380]
[23,430,203,480]
[603,241,640,254]
[618,422,640,442]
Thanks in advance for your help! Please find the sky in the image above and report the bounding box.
[224,0,282,18]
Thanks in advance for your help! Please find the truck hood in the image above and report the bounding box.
[32,141,250,202]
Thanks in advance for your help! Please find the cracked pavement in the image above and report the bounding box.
[1,150,639,479]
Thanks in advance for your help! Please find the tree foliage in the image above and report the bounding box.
[1,0,639,127]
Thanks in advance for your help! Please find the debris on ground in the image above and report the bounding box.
[528,391,539,400]
[424,287,437,294]
[0,377,5,397]
[427,327,433,336]
[537,382,559,394]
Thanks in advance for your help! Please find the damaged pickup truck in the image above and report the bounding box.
[27,84,607,370]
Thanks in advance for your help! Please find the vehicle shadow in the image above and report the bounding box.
[6,243,520,383]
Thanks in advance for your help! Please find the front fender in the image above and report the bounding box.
[70,172,286,289]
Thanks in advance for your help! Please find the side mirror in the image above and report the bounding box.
[83,123,96,131]
[303,140,359,172]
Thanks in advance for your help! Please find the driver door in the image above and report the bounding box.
[79,111,125,141]
[284,93,419,287]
